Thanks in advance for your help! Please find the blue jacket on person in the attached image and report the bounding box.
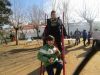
[82,30,87,39]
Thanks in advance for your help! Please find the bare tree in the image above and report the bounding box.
[28,5,45,38]
[51,0,57,10]
[63,0,70,35]
[58,0,70,35]
[9,1,24,45]
[77,0,98,32]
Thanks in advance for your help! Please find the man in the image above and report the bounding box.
[82,30,87,46]
[43,10,67,53]
[74,28,81,45]
[87,31,92,45]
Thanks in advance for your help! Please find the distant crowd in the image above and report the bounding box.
[68,28,92,46]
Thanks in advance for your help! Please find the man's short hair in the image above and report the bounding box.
[51,10,56,15]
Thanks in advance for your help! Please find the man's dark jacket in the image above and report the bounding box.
[43,18,67,44]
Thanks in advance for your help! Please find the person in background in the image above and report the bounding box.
[82,30,87,46]
[38,35,63,75]
[87,31,92,45]
[74,28,81,45]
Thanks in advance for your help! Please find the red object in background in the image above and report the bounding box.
[62,12,66,75]
[40,62,44,75]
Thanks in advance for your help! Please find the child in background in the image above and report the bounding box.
[87,32,92,45]
[37,35,63,75]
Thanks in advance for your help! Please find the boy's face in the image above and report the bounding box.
[47,40,54,46]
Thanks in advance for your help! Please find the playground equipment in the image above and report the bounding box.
[61,12,66,75]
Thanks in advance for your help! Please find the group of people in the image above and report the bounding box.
[70,29,92,46]
[37,10,92,75]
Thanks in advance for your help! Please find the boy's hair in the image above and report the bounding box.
[45,35,55,41]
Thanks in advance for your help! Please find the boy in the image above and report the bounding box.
[87,31,91,45]
[38,35,63,75]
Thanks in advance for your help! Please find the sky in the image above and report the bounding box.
[10,0,44,10]
[43,0,100,22]
[10,0,100,22]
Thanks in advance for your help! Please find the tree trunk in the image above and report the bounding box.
[68,23,70,36]
[15,29,18,45]
[89,22,93,33]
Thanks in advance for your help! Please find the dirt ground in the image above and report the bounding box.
[0,40,100,75]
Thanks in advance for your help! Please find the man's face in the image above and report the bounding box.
[47,40,54,46]
[51,12,56,19]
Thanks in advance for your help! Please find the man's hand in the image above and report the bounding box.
[49,58,54,64]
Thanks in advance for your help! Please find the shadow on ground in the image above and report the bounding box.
[65,44,92,58]
[28,68,40,75]
[66,45,91,53]
[77,51,88,58]
[0,47,41,56]
[28,66,45,75]
[9,47,41,54]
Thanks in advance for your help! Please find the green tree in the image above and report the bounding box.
[0,0,12,25]
[0,0,12,44]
